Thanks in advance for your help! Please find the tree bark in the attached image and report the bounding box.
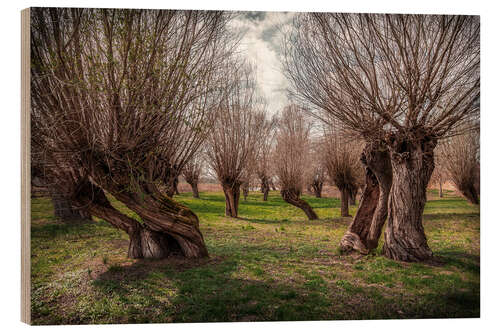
[340,143,392,254]
[222,182,241,218]
[281,188,318,220]
[340,187,351,217]
[87,162,209,259]
[383,136,435,262]
[188,181,200,198]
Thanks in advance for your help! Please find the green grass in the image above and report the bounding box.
[30,190,480,324]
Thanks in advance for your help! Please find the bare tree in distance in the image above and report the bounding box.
[182,153,205,199]
[206,61,268,217]
[306,138,327,198]
[255,115,278,201]
[274,105,318,220]
[31,8,239,259]
[282,13,479,261]
[322,129,363,217]
[430,149,448,198]
[440,130,480,204]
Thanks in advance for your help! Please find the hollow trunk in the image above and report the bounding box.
[340,143,392,254]
[340,187,350,217]
[188,181,200,198]
[50,189,91,221]
[222,182,241,218]
[383,137,435,262]
[281,188,318,220]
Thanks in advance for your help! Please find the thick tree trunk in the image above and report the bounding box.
[340,143,392,254]
[222,182,241,218]
[281,188,318,220]
[88,162,209,259]
[340,169,379,254]
[50,189,91,221]
[188,181,200,198]
[340,187,350,217]
[383,136,435,262]
[73,180,147,259]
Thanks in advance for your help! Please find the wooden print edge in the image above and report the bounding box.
[21,7,31,325]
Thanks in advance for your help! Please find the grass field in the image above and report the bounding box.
[30,189,480,324]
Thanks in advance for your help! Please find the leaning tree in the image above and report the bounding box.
[206,61,267,217]
[273,105,318,220]
[440,130,480,204]
[282,13,479,261]
[31,8,237,259]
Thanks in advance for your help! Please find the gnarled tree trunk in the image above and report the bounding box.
[340,143,392,254]
[88,162,209,259]
[281,189,318,220]
[383,137,435,262]
[222,182,241,218]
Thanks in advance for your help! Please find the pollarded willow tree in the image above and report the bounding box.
[31,8,238,259]
[306,138,327,198]
[255,115,278,201]
[282,13,479,261]
[440,130,480,204]
[274,105,318,220]
[206,61,268,218]
[182,153,205,199]
[321,129,363,217]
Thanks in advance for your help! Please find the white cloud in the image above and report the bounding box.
[231,12,297,115]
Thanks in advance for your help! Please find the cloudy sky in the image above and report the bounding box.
[230,11,297,115]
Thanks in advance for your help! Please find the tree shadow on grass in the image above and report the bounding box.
[432,251,480,275]
[91,255,334,323]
